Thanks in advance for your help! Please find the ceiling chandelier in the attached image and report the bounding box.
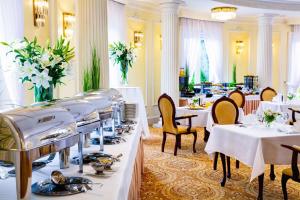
[211,7,237,21]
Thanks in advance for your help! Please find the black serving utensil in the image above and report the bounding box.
[50,171,101,190]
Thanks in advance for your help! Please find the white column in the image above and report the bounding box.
[75,0,110,90]
[257,14,274,88]
[160,0,182,106]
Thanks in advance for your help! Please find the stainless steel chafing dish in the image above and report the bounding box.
[37,98,101,171]
[90,88,125,125]
[0,105,78,200]
[74,93,112,151]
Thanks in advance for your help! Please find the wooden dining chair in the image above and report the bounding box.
[211,96,239,178]
[260,87,277,101]
[228,89,245,168]
[229,89,245,108]
[158,93,198,156]
[281,144,300,200]
[288,108,300,125]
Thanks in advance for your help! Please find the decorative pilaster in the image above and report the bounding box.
[75,0,110,90]
[257,14,274,88]
[160,0,182,106]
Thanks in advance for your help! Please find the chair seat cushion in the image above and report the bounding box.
[177,126,197,134]
[282,168,300,178]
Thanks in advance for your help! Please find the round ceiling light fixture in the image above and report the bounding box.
[211,7,237,21]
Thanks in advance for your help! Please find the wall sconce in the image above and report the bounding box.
[134,31,144,47]
[235,40,244,55]
[63,12,75,38]
[33,0,48,27]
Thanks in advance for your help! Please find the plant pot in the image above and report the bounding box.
[34,85,54,102]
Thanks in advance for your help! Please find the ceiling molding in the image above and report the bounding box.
[212,0,300,11]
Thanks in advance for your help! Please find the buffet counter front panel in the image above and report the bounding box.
[0,120,144,200]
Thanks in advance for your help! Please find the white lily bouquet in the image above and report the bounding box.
[109,42,136,85]
[1,37,74,102]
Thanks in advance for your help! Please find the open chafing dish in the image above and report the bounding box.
[0,105,78,200]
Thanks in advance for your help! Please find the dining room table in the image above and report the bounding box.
[205,116,300,199]
[256,100,300,121]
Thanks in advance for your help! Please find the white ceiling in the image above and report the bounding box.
[130,0,300,22]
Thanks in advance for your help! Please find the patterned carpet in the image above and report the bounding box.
[141,128,300,200]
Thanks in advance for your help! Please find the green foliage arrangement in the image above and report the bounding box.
[109,41,136,84]
[188,73,195,92]
[1,36,74,89]
[200,69,208,82]
[82,47,101,92]
[232,64,237,84]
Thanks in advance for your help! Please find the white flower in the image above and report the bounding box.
[40,52,51,66]
[116,50,123,57]
[18,61,38,79]
[31,69,52,89]
[126,54,131,61]
[50,55,63,67]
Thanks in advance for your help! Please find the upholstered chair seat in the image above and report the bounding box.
[178,126,197,134]
[158,93,198,156]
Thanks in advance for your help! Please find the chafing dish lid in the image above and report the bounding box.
[0,105,76,150]
[38,99,99,122]
[74,94,111,111]
[89,88,122,101]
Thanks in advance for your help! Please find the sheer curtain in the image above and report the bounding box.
[108,0,126,87]
[179,18,224,83]
[288,25,300,91]
[0,0,24,108]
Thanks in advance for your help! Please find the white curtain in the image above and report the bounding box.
[288,25,300,91]
[179,18,224,83]
[0,0,24,108]
[108,0,126,87]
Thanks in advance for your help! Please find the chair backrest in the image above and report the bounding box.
[228,89,245,108]
[260,87,277,101]
[212,96,239,125]
[158,93,177,133]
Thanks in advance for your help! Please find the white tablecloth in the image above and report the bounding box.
[115,87,150,138]
[176,107,210,127]
[257,101,300,120]
[205,123,300,181]
[0,121,143,200]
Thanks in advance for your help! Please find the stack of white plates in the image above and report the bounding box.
[125,103,137,119]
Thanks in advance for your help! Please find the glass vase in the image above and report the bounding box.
[120,62,128,86]
[34,85,54,102]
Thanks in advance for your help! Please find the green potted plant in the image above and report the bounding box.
[82,47,101,92]
[109,42,136,85]
[1,37,74,102]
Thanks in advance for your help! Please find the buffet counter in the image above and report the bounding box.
[0,120,144,200]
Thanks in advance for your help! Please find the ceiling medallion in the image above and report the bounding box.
[211,7,237,21]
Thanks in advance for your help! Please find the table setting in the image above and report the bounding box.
[205,109,300,199]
